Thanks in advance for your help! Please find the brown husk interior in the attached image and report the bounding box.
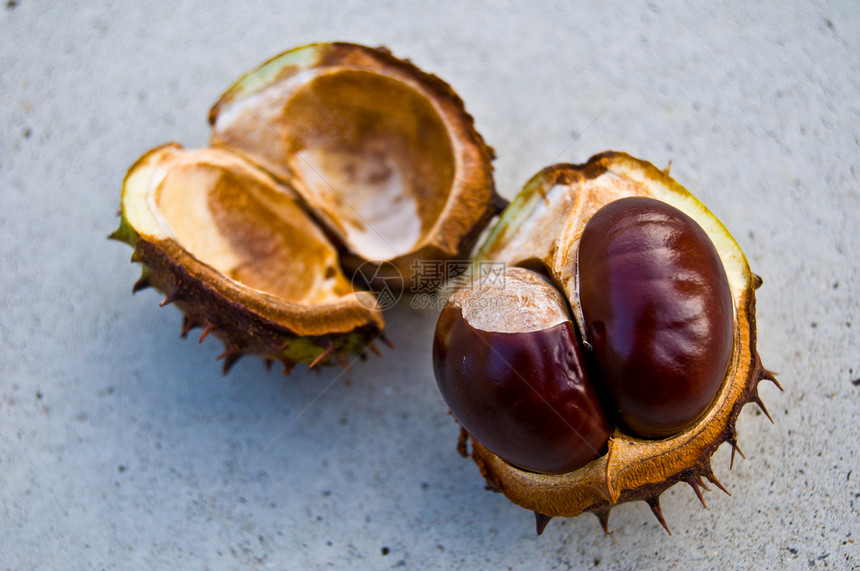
[209,43,504,288]
[119,144,384,372]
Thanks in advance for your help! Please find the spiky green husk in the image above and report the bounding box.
[111,224,384,374]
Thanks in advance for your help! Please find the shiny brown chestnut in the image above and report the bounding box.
[578,197,734,438]
[433,267,611,474]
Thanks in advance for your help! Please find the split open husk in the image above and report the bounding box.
[209,42,504,290]
[460,152,780,534]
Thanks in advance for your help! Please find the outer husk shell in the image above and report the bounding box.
[209,42,506,291]
[113,144,384,373]
[129,237,383,374]
[462,152,779,532]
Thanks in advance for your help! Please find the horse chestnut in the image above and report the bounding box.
[433,267,611,474]
[433,152,777,534]
[578,196,734,438]
[433,197,733,473]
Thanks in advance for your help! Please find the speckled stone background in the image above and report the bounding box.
[1,2,858,569]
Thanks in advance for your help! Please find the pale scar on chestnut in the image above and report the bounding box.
[434,152,779,535]
[434,267,611,475]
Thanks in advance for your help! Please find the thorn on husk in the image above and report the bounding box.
[368,343,381,357]
[180,316,197,338]
[198,324,214,343]
[705,467,731,496]
[646,496,671,535]
[309,343,334,369]
[751,273,764,289]
[264,359,273,373]
[219,352,241,375]
[687,477,707,508]
[593,506,613,535]
[729,435,746,469]
[534,512,553,535]
[663,160,672,175]
[132,275,151,294]
[751,392,774,423]
[159,288,181,307]
[380,334,394,349]
[761,368,782,391]
[280,361,295,375]
[337,351,350,370]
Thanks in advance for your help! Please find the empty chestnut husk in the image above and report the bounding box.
[111,42,503,372]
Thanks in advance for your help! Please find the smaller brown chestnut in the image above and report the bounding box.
[433,267,611,474]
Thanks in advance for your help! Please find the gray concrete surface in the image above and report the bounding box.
[1,2,858,569]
